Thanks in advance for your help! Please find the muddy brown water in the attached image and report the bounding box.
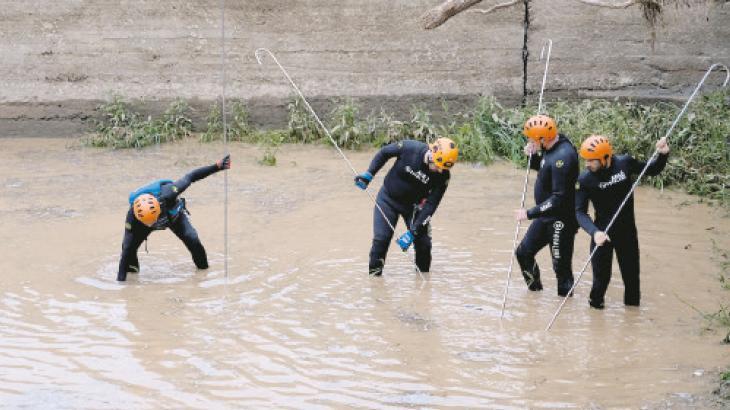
[0,138,728,409]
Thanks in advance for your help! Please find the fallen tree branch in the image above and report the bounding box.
[421,0,644,30]
[465,0,520,15]
[421,0,485,29]
[574,0,639,8]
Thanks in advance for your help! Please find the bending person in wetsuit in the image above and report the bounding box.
[514,115,580,296]
[117,155,231,281]
[576,135,669,308]
[354,138,458,276]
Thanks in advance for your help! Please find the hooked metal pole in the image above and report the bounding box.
[500,39,553,319]
[545,63,730,331]
[254,48,425,279]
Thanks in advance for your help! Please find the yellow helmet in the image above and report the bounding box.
[133,194,160,226]
[523,115,558,144]
[580,135,613,167]
[430,137,458,170]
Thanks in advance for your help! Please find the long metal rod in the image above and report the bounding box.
[537,39,552,115]
[500,39,553,319]
[545,63,730,331]
[220,0,229,281]
[254,48,424,279]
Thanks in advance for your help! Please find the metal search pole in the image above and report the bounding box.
[500,39,553,319]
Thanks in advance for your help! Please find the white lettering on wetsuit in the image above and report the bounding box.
[552,220,564,259]
[540,200,553,212]
[405,165,429,184]
[598,170,627,189]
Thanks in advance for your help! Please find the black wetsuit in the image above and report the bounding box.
[118,164,222,281]
[366,140,450,275]
[515,134,580,296]
[575,153,668,307]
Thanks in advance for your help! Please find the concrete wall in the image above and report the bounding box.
[526,1,730,103]
[0,0,727,136]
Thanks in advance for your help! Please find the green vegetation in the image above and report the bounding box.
[83,96,192,148]
[85,90,729,206]
[200,100,254,143]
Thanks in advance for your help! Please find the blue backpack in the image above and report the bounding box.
[128,179,173,205]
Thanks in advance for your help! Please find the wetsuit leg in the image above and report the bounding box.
[615,228,641,306]
[118,209,152,281]
[169,213,209,269]
[369,191,400,276]
[515,218,551,291]
[588,239,614,309]
[406,207,432,273]
[548,220,577,296]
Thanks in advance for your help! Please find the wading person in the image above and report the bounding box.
[575,135,670,308]
[118,155,231,281]
[514,115,579,296]
[354,138,458,276]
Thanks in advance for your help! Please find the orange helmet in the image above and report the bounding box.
[580,135,613,167]
[523,115,558,145]
[133,194,160,226]
[430,137,458,170]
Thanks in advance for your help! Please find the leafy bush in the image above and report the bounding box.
[200,100,254,142]
[84,96,192,148]
[86,90,729,205]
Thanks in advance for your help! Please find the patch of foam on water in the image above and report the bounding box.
[314,257,358,267]
[76,276,125,291]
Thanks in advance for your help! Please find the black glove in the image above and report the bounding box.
[217,154,231,170]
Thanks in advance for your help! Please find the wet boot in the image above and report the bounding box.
[589,298,605,310]
[521,268,543,291]
[624,289,640,307]
[557,276,574,297]
[369,258,385,277]
[515,242,542,291]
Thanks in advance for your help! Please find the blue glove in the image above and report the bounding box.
[396,231,414,251]
[354,172,373,190]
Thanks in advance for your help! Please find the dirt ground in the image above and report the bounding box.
[0,138,728,409]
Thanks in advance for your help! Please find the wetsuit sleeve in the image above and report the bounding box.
[628,152,668,177]
[575,177,599,236]
[161,164,221,201]
[526,153,577,219]
[412,176,449,232]
[528,152,542,171]
[366,142,402,176]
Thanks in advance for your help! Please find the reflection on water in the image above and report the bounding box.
[0,139,727,409]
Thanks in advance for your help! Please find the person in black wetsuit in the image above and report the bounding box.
[514,115,580,296]
[354,137,458,276]
[117,155,231,281]
[575,135,670,308]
